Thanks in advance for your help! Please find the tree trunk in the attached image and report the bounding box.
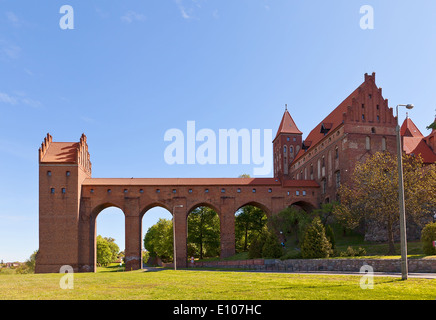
[387,219,396,255]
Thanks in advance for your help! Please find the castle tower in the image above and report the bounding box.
[36,133,91,273]
[273,107,303,180]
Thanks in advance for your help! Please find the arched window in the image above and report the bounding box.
[284,146,287,154]
[382,137,387,151]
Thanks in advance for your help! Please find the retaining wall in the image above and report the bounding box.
[190,258,436,273]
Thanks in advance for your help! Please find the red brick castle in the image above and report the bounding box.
[36,73,436,273]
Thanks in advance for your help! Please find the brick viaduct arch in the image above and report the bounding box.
[35,134,320,273]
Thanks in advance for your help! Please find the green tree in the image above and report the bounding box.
[268,206,311,246]
[421,222,436,255]
[261,231,283,258]
[187,207,220,259]
[300,217,333,259]
[16,250,38,274]
[235,206,267,252]
[143,218,174,262]
[334,152,436,254]
[104,237,120,262]
[96,235,113,266]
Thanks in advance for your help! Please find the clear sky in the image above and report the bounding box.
[1,0,436,262]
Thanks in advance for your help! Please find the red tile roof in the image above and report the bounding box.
[40,142,79,163]
[403,137,436,164]
[82,177,319,188]
[274,110,302,141]
[292,86,360,163]
[401,117,424,137]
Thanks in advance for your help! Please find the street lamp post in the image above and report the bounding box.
[396,103,414,280]
[173,204,184,271]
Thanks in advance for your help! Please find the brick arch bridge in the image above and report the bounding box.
[36,134,319,273]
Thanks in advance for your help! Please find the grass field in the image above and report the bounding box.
[0,265,435,300]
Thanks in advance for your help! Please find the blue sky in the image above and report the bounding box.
[1,0,436,262]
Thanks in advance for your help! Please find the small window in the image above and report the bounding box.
[62,188,66,194]
[47,171,52,177]
[362,114,365,121]
[362,104,365,109]
[66,171,70,177]
[221,188,225,193]
[205,189,209,193]
[287,137,290,142]
[90,189,94,194]
[188,189,193,193]
[50,188,55,194]
[296,191,300,196]
[371,127,376,134]
[124,189,128,194]
[303,190,307,196]
[140,189,144,193]
[376,104,380,110]
[237,188,241,193]
[252,188,256,193]
[366,136,371,150]
[377,115,380,122]
[172,189,177,194]
[107,189,111,194]
[268,188,272,193]
[156,189,160,193]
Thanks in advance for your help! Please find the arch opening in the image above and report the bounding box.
[94,206,125,270]
[234,204,268,254]
[142,205,173,267]
[187,205,220,261]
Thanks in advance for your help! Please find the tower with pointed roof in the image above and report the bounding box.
[273,106,303,179]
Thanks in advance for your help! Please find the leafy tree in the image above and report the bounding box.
[96,235,113,266]
[261,231,283,258]
[268,206,311,246]
[325,225,336,250]
[16,250,38,274]
[334,152,436,254]
[427,120,436,131]
[235,206,267,252]
[143,218,174,262]
[104,237,120,262]
[188,207,220,259]
[421,222,436,255]
[300,216,333,259]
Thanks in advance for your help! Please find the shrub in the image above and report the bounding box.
[300,217,333,259]
[339,246,366,257]
[261,231,283,259]
[421,222,436,255]
[248,232,266,259]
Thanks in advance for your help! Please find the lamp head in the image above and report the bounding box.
[406,104,414,110]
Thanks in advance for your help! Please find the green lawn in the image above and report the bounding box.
[0,266,435,300]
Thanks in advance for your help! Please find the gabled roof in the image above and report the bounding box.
[403,136,436,164]
[274,110,302,141]
[401,117,424,137]
[291,85,361,163]
[40,142,79,163]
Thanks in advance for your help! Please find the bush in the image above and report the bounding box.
[248,233,266,259]
[421,222,436,255]
[248,229,283,259]
[339,246,366,257]
[261,232,283,259]
[300,217,333,259]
